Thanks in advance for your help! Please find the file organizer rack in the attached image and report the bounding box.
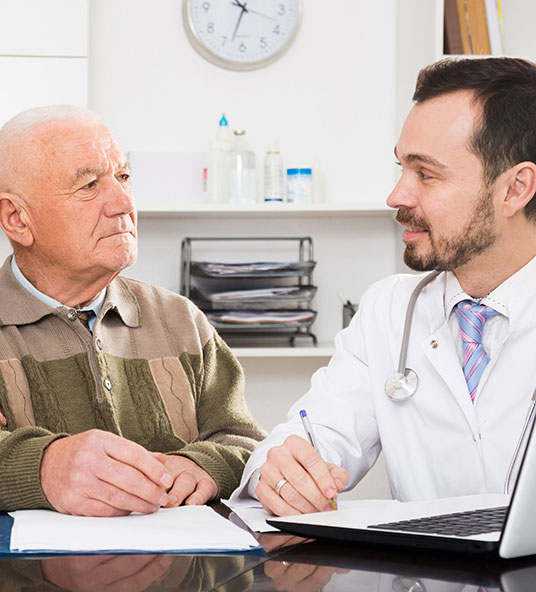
[180,237,318,347]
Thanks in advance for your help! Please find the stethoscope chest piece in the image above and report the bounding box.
[385,369,418,401]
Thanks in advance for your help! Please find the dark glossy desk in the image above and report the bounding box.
[2,512,536,591]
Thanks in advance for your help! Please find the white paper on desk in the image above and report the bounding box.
[222,499,280,533]
[9,506,262,553]
[221,499,381,533]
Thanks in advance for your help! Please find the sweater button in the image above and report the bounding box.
[67,309,77,321]
[103,378,112,391]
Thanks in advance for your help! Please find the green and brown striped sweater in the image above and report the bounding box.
[0,257,266,511]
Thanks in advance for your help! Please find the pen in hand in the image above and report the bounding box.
[299,409,338,510]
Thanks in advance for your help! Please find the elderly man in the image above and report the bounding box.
[0,105,265,516]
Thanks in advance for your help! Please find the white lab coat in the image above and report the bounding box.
[232,271,536,503]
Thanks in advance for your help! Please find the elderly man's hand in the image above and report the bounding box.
[41,554,175,592]
[152,453,218,506]
[256,435,349,516]
[40,430,173,516]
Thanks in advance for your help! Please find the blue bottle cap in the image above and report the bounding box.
[287,168,299,175]
[299,168,312,175]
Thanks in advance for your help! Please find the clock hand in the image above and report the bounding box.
[231,0,248,42]
[247,9,276,21]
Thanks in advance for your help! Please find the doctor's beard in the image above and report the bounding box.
[396,187,498,272]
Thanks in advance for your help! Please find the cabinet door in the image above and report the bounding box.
[0,57,88,126]
[0,0,88,57]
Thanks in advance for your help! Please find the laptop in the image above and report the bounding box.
[267,416,536,558]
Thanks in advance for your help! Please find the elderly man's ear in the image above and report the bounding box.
[0,194,34,247]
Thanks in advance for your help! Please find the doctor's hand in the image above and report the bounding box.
[40,430,173,516]
[151,452,218,507]
[256,435,349,516]
[264,560,348,592]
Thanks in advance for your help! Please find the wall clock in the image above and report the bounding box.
[183,0,303,71]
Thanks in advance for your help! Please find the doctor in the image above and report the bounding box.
[230,56,536,516]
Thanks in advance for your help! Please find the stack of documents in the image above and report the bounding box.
[187,250,318,344]
[192,261,315,278]
[207,311,316,328]
[9,506,262,554]
[193,286,317,311]
[200,286,308,300]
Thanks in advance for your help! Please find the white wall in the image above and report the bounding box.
[0,0,88,126]
[88,0,397,206]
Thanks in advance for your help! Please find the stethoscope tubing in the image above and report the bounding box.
[396,270,441,376]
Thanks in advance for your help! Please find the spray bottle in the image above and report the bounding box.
[207,114,232,203]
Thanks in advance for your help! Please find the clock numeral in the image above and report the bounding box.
[207,22,214,34]
[239,42,247,53]
[278,4,285,16]
[259,36,267,49]
[273,24,280,35]
[202,1,210,11]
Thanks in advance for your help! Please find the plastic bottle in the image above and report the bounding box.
[264,142,284,202]
[228,129,257,204]
[287,168,313,204]
[297,168,313,203]
[207,114,232,203]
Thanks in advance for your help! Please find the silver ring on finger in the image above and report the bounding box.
[274,478,288,496]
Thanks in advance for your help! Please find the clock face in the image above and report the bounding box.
[183,0,302,70]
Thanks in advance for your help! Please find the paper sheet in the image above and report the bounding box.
[222,500,280,533]
[9,506,262,553]
[222,499,382,533]
[224,494,512,539]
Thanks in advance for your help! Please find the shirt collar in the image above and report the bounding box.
[445,255,536,324]
[10,255,106,316]
[0,255,140,328]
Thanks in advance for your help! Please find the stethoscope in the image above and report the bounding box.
[382,269,536,494]
[384,270,440,401]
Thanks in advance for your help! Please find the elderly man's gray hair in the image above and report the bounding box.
[0,105,101,193]
[0,104,100,138]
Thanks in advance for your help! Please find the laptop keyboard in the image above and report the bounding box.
[369,506,507,536]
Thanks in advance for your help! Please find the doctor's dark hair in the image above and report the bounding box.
[413,57,536,220]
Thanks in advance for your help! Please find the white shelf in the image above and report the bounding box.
[137,202,393,218]
[232,344,335,358]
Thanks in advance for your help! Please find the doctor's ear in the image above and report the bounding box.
[0,193,35,247]
[501,162,536,218]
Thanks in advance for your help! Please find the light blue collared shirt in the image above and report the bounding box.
[444,255,536,366]
[10,256,106,332]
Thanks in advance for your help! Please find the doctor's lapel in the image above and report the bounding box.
[419,292,480,430]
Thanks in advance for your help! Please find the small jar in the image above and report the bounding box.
[286,168,299,203]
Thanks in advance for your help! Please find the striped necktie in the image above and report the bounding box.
[455,301,500,402]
